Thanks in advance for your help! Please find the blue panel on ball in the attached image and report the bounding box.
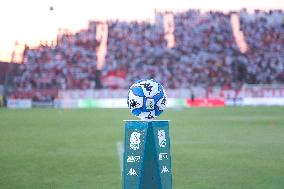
[132,108,142,116]
[131,87,144,97]
[153,89,163,104]
[154,105,163,116]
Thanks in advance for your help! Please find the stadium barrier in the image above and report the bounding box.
[6,85,284,108]
[224,98,243,106]
[58,89,207,99]
[7,99,32,108]
[53,98,186,109]
[242,97,284,106]
[56,98,226,109]
[186,98,225,107]
[225,98,284,106]
[32,101,54,108]
[7,97,284,108]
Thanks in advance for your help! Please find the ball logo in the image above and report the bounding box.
[157,96,167,111]
[140,83,153,95]
[161,98,166,106]
[130,132,141,150]
[129,99,140,110]
[145,111,154,120]
[146,99,154,110]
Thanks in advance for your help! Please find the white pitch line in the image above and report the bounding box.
[116,141,124,176]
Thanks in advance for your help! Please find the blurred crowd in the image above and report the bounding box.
[14,24,98,93]
[11,9,284,97]
[239,10,284,84]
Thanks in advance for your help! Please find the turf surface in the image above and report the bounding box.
[0,107,284,189]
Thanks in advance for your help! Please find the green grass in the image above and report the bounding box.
[0,107,284,189]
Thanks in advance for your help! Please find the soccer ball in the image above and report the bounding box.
[127,79,167,120]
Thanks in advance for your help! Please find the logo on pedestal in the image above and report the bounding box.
[158,130,167,148]
[130,132,141,150]
[159,153,169,161]
[127,168,138,176]
[161,166,170,174]
[127,156,141,163]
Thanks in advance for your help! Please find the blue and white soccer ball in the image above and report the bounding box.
[127,79,167,120]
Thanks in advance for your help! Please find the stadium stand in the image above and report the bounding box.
[8,9,284,99]
[239,10,284,84]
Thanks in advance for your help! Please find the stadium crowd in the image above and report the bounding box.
[14,24,98,93]
[10,9,284,98]
[239,10,284,84]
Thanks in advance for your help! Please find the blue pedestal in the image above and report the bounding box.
[123,120,172,189]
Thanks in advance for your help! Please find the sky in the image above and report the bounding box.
[0,0,283,62]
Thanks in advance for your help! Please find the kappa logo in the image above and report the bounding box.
[161,166,170,174]
[130,132,141,150]
[161,97,167,106]
[127,168,138,176]
[158,130,167,148]
[159,153,169,161]
[129,99,140,110]
[145,111,154,120]
[140,83,153,95]
[127,156,141,163]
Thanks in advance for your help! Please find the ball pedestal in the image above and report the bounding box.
[123,120,172,189]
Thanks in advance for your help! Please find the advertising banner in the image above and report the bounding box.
[7,99,32,108]
[186,98,225,107]
[54,98,187,108]
[225,98,243,106]
[242,97,284,106]
[53,99,79,108]
[78,98,127,108]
